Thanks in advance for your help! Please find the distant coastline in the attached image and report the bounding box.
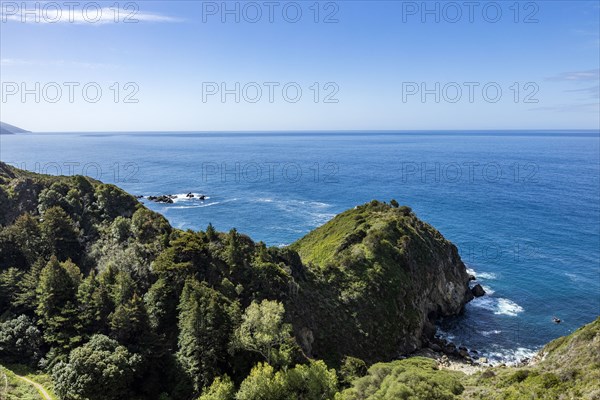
[0,121,30,135]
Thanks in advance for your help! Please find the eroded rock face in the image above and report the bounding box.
[290,200,474,364]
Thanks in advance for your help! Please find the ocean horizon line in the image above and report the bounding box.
[8,129,600,137]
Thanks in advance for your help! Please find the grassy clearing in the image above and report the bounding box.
[0,364,57,400]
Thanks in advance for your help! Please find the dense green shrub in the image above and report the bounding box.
[233,300,292,366]
[338,357,464,400]
[0,315,43,365]
[234,361,338,400]
[52,335,141,400]
[340,356,368,386]
[197,375,235,400]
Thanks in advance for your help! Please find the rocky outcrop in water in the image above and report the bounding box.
[471,283,486,297]
[147,195,175,204]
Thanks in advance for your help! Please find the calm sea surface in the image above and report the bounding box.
[2,131,599,363]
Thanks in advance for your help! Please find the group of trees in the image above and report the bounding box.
[0,166,347,399]
[0,164,475,400]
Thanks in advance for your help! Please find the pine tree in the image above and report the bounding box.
[226,228,245,268]
[111,270,136,306]
[177,279,235,393]
[14,258,45,313]
[110,293,152,352]
[206,223,217,241]
[0,213,43,268]
[0,267,23,313]
[40,206,81,263]
[77,271,112,337]
[36,256,81,352]
[145,277,179,346]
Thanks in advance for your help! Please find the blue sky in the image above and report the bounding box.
[0,0,599,131]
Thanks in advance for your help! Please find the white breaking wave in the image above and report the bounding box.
[483,346,538,366]
[268,226,305,234]
[434,328,457,342]
[477,272,498,280]
[171,193,210,203]
[470,297,524,317]
[311,212,337,225]
[495,298,524,316]
[167,202,220,209]
[482,285,495,295]
[256,197,331,209]
[467,267,498,296]
[480,330,502,337]
[160,198,240,211]
[466,268,497,280]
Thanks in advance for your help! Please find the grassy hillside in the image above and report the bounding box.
[337,317,600,400]
[0,364,56,400]
[290,200,473,363]
[291,202,443,267]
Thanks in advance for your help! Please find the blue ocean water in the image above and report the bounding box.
[1,131,599,363]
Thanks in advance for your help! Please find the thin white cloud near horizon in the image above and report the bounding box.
[546,69,600,82]
[1,5,181,24]
[0,58,119,69]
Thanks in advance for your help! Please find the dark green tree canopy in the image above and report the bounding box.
[52,334,141,400]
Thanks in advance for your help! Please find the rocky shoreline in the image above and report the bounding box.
[423,335,487,367]
[412,332,533,374]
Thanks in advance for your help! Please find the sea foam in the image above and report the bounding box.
[471,297,524,317]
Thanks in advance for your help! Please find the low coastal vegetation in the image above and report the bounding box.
[338,317,600,399]
[460,317,600,400]
[0,162,597,400]
[0,364,56,400]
